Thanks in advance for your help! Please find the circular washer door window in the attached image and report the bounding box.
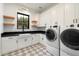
[61,29,79,50]
[46,29,57,41]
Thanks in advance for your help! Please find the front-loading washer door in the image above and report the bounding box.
[60,29,79,50]
[46,29,57,41]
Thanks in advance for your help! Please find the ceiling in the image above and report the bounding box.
[19,3,57,13]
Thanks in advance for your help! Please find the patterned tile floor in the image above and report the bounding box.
[2,43,53,56]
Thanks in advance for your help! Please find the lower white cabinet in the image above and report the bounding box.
[17,34,32,49]
[31,34,41,44]
[2,36,17,54]
[1,33,44,55]
[17,36,26,49]
[39,34,47,44]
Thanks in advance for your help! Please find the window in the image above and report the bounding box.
[17,12,29,30]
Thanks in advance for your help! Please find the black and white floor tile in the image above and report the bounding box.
[2,43,53,56]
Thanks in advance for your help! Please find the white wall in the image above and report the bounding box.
[39,4,65,27]
[30,12,40,27]
[0,3,3,55]
[0,3,3,33]
[3,3,40,32]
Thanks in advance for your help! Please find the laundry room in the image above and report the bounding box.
[0,3,79,56]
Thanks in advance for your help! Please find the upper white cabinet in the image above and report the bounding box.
[64,3,79,26]
[40,4,79,27]
[54,4,65,26]
[64,4,75,26]
[74,4,79,23]
[40,4,65,27]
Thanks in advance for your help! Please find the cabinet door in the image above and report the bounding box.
[75,4,79,23]
[2,36,17,54]
[25,35,32,47]
[39,34,47,44]
[17,35,26,49]
[31,34,41,44]
[64,4,75,26]
[17,34,32,49]
[56,4,65,26]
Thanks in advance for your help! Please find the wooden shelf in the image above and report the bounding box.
[31,24,37,27]
[3,23,15,26]
[32,21,38,24]
[3,15,15,19]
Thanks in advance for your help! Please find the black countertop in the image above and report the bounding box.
[1,31,46,37]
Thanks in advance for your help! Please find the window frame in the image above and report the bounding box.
[17,12,30,30]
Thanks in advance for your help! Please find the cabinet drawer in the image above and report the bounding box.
[2,36,17,40]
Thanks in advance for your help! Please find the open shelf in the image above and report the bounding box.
[32,21,38,24]
[3,23,15,26]
[31,25,38,27]
[3,15,15,19]
[3,15,15,32]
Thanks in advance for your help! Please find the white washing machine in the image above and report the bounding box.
[41,25,60,56]
[60,26,79,56]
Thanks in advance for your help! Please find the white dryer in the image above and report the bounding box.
[60,26,79,56]
[42,25,60,56]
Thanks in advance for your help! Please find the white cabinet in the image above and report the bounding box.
[39,34,47,45]
[64,4,75,26]
[40,4,79,27]
[49,4,65,26]
[2,36,17,54]
[1,33,45,55]
[74,4,79,23]
[17,34,32,49]
[17,36,26,49]
[64,3,79,26]
[40,4,65,27]
[56,4,65,26]
[1,34,33,54]
[25,35,32,46]
[31,34,47,45]
[31,34,42,44]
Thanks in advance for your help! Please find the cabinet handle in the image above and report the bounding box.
[73,19,77,23]
[73,19,75,23]
[76,19,77,23]
[42,38,44,40]
[16,40,18,43]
